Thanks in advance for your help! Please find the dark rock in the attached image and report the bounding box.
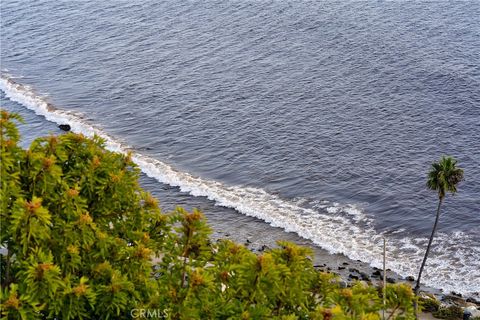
[338,266,346,270]
[59,124,71,131]
[466,297,480,305]
[360,272,371,281]
[327,267,331,271]
[342,262,349,266]
[349,274,359,281]
[372,270,382,277]
[386,277,396,284]
[259,245,269,252]
[246,239,251,244]
[406,276,415,281]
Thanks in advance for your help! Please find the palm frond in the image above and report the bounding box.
[426,156,464,200]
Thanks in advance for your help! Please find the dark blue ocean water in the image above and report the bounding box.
[1,0,479,295]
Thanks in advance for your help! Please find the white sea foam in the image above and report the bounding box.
[1,75,478,297]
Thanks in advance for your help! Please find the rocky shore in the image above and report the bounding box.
[210,230,480,319]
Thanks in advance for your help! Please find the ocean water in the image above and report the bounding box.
[1,0,479,296]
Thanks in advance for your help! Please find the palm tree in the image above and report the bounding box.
[413,156,463,313]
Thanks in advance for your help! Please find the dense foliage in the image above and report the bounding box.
[1,111,415,319]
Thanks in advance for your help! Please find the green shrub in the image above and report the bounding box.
[433,305,463,320]
[1,111,169,319]
[419,295,440,313]
[0,111,416,319]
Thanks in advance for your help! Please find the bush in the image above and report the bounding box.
[0,111,169,319]
[433,305,464,320]
[419,295,440,313]
[0,111,416,319]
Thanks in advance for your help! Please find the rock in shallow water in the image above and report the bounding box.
[372,270,382,277]
[59,124,71,131]
[359,272,370,281]
[386,277,395,284]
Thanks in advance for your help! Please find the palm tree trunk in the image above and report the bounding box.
[413,197,443,318]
